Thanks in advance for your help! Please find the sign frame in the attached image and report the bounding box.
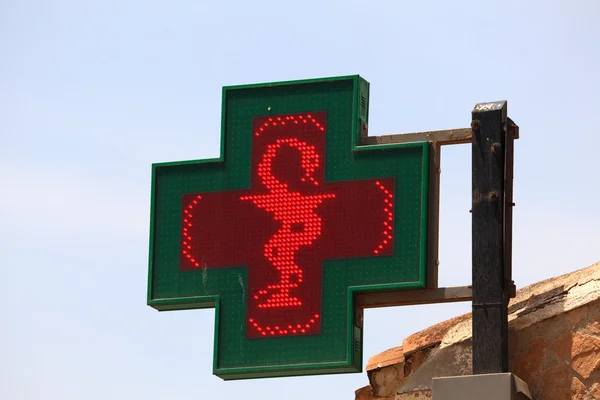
[147,75,437,379]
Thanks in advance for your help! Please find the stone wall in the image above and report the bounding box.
[355,262,600,400]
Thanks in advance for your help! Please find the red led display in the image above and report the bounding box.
[181,112,395,338]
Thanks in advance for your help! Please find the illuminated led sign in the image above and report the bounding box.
[148,75,430,379]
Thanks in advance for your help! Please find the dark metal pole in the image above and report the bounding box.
[471,101,513,374]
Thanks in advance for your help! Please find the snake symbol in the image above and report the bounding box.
[240,137,335,309]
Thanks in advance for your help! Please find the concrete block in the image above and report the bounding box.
[432,373,531,400]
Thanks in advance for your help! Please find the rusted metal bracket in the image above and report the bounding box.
[361,119,518,147]
[354,286,472,328]
[356,285,473,309]
[359,118,519,291]
[354,110,518,347]
[362,127,472,146]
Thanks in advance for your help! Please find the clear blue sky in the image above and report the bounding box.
[1,1,599,399]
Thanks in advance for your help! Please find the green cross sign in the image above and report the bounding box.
[147,75,430,379]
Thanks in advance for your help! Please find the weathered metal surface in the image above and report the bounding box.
[471,100,511,374]
[360,119,519,147]
[427,143,441,289]
[361,127,473,146]
[507,117,519,139]
[504,117,517,298]
[355,286,472,309]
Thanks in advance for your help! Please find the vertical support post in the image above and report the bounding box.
[427,142,441,289]
[471,101,511,374]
